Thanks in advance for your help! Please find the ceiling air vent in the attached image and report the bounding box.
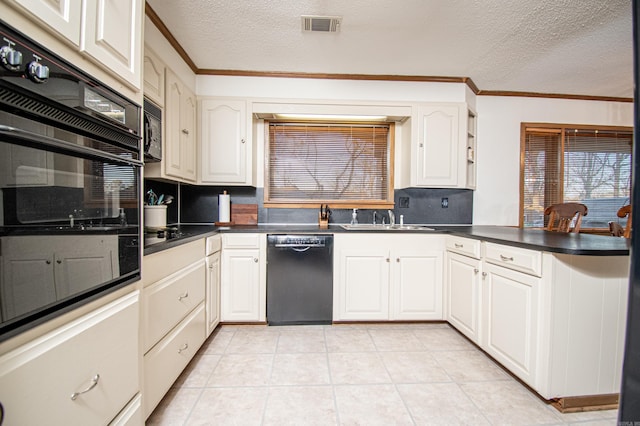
[301,15,341,33]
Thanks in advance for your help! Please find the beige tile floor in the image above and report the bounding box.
[147,323,619,425]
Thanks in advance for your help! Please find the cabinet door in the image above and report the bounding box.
[206,251,221,336]
[390,248,443,320]
[482,262,539,386]
[446,252,481,343]
[164,70,186,180]
[54,237,117,300]
[5,0,82,45]
[415,104,462,187]
[336,248,390,320]
[81,0,143,89]
[221,249,261,321]
[0,239,55,320]
[180,87,197,182]
[200,99,248,184]
[143,47,165,107]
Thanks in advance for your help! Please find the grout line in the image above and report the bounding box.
[324,326,341,425]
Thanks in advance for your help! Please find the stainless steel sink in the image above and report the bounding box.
[340,224,435,231]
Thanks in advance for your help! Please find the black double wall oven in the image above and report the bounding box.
[0,21,142,341]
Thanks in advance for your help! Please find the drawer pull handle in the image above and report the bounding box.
[454,243,463,248]
[474,268,479,273]
[70,374,100,401]
[500,255,514,261]
[178,292,189,301]
[178,343,189,353]
[181,129,189,135]
[253,258,259,263]
[482,272,487,278]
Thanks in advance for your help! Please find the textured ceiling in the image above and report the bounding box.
[146,0,633,98]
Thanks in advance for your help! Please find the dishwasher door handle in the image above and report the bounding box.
[273,243,324,249]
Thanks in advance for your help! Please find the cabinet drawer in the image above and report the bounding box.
[483,242,542,277]
[0,292,139,426]
[144,303,206,418]
[223,233,261,249]
[143,239,204,286]
[446,236,481,259]
[143,260,206,352]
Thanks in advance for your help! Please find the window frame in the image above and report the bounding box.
[519,122,633,232]
[264,120,395,209]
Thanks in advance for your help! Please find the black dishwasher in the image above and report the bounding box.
[266,234,333,325]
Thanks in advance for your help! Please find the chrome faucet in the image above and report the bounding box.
[388,210,395,226]
[373,211,377,225]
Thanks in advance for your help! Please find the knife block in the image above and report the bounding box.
[318,212,329,229]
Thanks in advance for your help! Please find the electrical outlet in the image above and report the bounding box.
[399,197,410,208]
[441,197,449,208]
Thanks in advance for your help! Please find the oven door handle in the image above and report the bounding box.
[0,125,143,166]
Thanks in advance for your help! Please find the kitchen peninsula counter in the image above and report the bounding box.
[143,224,630,256]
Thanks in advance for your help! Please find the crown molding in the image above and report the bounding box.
[477,90,632,103]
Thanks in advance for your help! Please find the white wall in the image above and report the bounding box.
[144,17,196,91]
[197,75,467,102]
[474,96,633,226]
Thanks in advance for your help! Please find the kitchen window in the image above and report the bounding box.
[521,123,632,230]
[265,121,394,208]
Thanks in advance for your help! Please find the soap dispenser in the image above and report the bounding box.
[350,208,359,225]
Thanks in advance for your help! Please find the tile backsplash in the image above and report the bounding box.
[158,182,473,225]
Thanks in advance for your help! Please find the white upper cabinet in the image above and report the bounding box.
[142,46,165,107]
[5,0,82,45]
[199,98,253,185]
[411,103,475,189]
[163,69,197,182]
[81,0,143,90]
[4,0,143,90]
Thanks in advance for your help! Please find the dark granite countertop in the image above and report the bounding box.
[142,223,630,256]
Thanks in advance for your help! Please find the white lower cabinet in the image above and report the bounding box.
[0,291,140,426]
[143,260,205,353]
[336,246,390,320]
[482,261,539,386]
[220,234,266,322]
[334,234,444,321]
[445,251,482,344]
[144,303,205,417]
[206,235,222,335]
[444,239,630,403]
[142,239,207,418]
[390,247,443,320]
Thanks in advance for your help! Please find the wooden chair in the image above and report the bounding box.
[617,204,632,238]
[544,202,588,233]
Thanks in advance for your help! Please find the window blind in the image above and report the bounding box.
[522,125,632,229]
[266,122,392,205]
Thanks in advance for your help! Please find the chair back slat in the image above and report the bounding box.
[543,203,588,233]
